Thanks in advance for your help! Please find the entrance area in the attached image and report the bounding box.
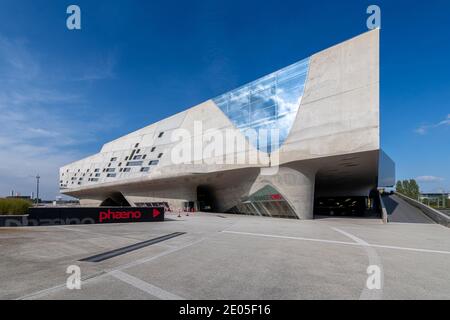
[227,185,298,219]
[197,185,216,212]
[100,192,131,207]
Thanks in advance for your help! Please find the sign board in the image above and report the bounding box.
[1,207,164,227]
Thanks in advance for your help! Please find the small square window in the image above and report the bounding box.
[151,147,156,152]
[136,149,141,154]
[140,167,150,172]
[158,132,164,138]
[135,143,140,148]
[158,153,163,159]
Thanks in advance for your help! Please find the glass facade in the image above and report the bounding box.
[227,185,298,219]
[213,58,310,153]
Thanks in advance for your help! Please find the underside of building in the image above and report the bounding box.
[60,29,395,220]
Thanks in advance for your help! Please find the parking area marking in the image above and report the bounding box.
[109,270,184,300]
[222,231,450,255]
[332,227,383,300]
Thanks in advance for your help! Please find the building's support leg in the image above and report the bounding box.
[251,166,316,220]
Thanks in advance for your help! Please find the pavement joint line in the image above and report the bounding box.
[222,231,450,255]
[109,270,184,300]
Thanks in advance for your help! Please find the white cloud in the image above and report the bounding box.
[416,176,445,183]
[415,114,450,135]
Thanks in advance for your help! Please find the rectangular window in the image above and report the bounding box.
[149,160,159,166]
[140,167,150,172]
[106,168,115,172]
[95,173,101,177]
[133,155,142,160]
[123,168,131,172]
[110,157,117,162]
[107,173,116,178]
[94,168,100,172]
[91,178,99,182]
[126,161,143,166]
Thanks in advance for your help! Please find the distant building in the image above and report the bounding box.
[420,193,450,199]
[6,196,33,201]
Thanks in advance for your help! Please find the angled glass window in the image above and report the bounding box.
[213,58,310,153]
[227,185,297,219]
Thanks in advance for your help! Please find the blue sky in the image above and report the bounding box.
[0,0,449,199]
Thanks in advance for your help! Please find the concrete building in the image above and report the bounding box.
[60,29,395,219]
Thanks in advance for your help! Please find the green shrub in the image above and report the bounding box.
[0,198,32,215]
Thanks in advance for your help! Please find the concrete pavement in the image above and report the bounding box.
[1,211,450,300]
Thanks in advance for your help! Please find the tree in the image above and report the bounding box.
[409,179,420,200]
[396,181,404,194]
[396,179,420,199]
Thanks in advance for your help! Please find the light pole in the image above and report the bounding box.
[36,174,40,205]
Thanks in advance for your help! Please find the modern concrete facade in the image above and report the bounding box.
[60,29,395,219]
